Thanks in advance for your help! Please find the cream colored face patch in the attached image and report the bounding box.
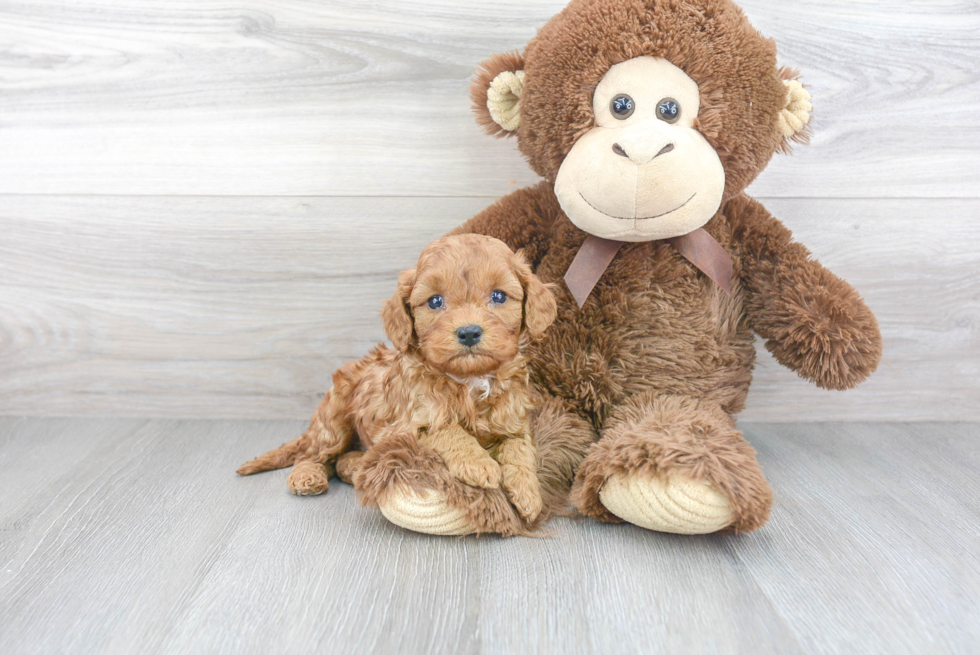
[554,57,725,242]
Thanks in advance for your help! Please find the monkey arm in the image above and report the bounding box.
[449,181,563,268]
[727,195,882,391]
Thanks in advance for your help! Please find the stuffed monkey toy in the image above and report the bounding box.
[356,0,882,536]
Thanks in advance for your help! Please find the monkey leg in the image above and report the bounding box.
[571,392,772,535]
[354,431,519,536]
[355,395,596,536]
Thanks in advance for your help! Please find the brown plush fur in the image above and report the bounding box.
[474,0,792,201]
[451,181,880,532]
[237,234,558,531]
[245,0,882,537]
[471,51,526,138]
[440,0,879,534]
[570,393,772,532]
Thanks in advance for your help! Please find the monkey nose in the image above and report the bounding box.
[612,142,675,164]
[456,325,483,347]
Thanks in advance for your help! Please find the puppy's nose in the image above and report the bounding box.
[456,325,483,347]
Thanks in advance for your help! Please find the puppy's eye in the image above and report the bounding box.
[657,98,680,123]
[610,94,635,120]
[426,295,444,310]
[490,290,507,305]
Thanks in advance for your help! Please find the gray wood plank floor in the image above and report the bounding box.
[1,419,976,654]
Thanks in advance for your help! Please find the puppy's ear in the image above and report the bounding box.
[382,268,416,351]
[513,251,557,339]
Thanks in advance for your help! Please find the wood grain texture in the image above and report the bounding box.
[743,422,980,652]
[1,195,977,421]
[0,419,976,654]
[0,0,977,197]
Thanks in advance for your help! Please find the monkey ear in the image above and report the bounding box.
[512,251,557,339]
[381,268,416,351]
[471,51,526,137]
[777,68,813,150]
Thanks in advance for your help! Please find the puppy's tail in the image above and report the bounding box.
[236,433,311,476]
[238,378,355,477]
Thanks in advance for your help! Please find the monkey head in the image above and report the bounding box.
[472,0,812,243]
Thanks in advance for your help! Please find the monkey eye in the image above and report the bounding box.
[657,98,680,123]
[490,290,508,305]
[426,295,444,310]
[610,94,635,120]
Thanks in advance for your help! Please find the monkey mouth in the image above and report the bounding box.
[579,192,696,221]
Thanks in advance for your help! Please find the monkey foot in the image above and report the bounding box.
[599,472,735,535]
[378,488,477,536]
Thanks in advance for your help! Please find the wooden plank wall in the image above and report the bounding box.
[1,0,978,420]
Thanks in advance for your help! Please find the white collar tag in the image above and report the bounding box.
[447,373,494,401]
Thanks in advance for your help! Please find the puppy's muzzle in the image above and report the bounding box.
[456,325,483,347]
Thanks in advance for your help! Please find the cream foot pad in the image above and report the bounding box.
[599,472,735,535]
[378,488,477,536]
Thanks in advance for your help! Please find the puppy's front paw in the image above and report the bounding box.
[448,454,502,489]
[287,460,330,496]
[502,470,543,521]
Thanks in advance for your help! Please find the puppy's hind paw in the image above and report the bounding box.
[287,461,330,496]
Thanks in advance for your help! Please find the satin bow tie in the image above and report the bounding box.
[563,229,733,308]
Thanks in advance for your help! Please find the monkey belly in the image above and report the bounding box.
[527,239,755,427]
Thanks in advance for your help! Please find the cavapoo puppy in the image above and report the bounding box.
[237,234,557,521]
